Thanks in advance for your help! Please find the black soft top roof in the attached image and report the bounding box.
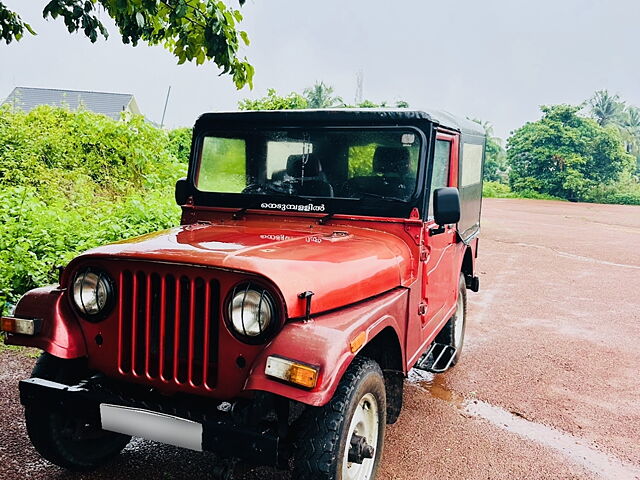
[195,108,485,138]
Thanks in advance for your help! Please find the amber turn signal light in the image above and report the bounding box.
[350,331,367,353]
[1,316,41,336]
[265,356,319,389]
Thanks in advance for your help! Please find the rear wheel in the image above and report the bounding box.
[24,353,130,471]
[435,273,467,365]
[292,356,386,480]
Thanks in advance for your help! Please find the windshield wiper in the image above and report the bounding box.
[243,183,317,205]
[243,183,288,195]
[232,207,247,220]
[357,192,408,203]
[319,212,334,224]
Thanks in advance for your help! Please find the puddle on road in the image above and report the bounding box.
[408,369,464,406]
[408,369,640,480]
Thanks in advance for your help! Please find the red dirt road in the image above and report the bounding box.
[1,198,639,479]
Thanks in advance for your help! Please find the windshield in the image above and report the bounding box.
[195,128,421,205]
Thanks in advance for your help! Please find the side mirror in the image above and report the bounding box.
[433,187,461,226]
[175,177,190,205]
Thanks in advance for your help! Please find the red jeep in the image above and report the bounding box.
[2,109,484,480]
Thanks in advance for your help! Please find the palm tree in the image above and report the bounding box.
[470,118,496,139]
[622,107,640,169]
[624,106,640,134]
[470,118,508,182]
[303,82,343,109]
[589,90,625,127]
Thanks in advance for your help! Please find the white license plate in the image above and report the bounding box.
[100,404,203,451]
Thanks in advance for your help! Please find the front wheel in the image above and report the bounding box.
[24,353,130,471]
[292,356,386,480]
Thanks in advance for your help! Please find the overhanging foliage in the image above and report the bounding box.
[0,0,253,88]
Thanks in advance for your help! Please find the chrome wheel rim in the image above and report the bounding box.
[454,291,465,349]
[342,392,379,480]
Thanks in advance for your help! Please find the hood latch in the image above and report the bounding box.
[298,291,315,321]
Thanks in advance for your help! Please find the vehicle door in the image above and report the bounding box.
[420,132,460,340]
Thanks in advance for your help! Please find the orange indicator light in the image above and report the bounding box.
[0,316,40,335]
[265,356,319,389]
[350,331,367,353]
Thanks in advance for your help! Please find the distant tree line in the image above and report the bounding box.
[237,82,409,111]
[473,91,640,205]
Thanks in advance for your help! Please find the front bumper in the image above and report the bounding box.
[19,376,281,465]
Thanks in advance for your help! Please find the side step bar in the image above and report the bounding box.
[414,343,457,373]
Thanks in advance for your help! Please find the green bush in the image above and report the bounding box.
[581,177,640,205]
[167,127,193,163]
[482,181,563,201]
[0,106,187,312]
[482,181,512,198]
[483,179,640,204]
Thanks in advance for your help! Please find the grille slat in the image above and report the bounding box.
[187,278,196,386]
[130,273,139,375]
[158,275,167,381]
[202,281,211,388]
[173,278,182,383]
[117,271,125,372]
[144,274,152,378]
[117,269,218,389]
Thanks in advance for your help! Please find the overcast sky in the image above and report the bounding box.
[1,0,639,139]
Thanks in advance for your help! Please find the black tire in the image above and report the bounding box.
[292,356,386,480]
[25,353,130,471]
[435,273,467,366]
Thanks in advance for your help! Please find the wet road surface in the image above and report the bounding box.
[1,198,639,479]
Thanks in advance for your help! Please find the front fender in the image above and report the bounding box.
[244,288,408,406]
[5,286,87,358]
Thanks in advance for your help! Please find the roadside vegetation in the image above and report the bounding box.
[0,106,189,312]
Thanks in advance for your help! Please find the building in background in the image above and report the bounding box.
[1,86,142,121]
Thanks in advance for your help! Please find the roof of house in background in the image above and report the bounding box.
[1,87,141,120]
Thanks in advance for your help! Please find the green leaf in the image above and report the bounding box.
[24,23,36,35]
[239,30,249,46]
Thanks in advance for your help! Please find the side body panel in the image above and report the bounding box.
[404,128,479,367]
[421,132,460,334]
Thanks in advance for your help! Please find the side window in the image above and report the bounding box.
[428,139,452,216]
[461,143,483,186]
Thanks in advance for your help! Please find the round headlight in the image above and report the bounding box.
[228,284,276,341]
[72,268,114,320]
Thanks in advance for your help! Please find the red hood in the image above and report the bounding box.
[76,218,415,318]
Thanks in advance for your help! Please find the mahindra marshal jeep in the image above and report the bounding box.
[2,109,484,480]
